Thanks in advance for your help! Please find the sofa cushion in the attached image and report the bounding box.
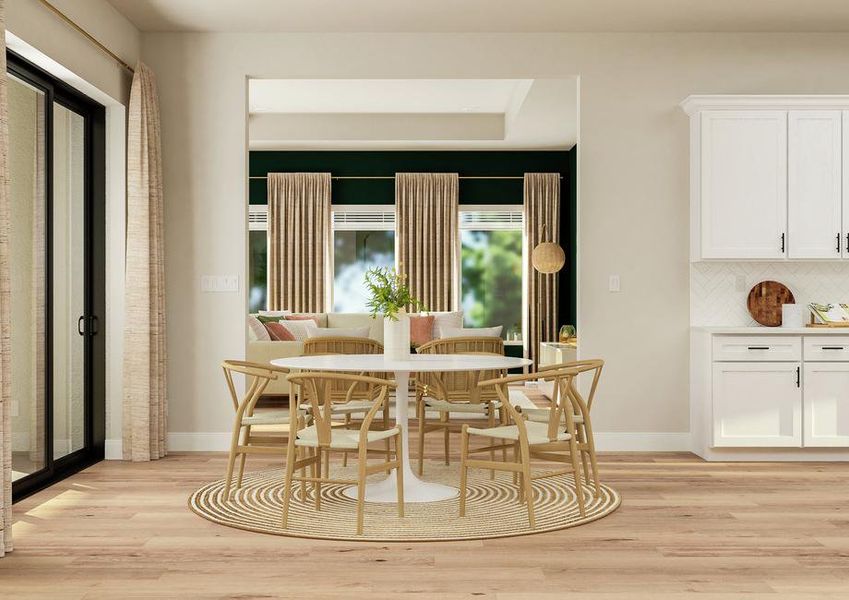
[429,311,463,339]
[439,325,503,339]
[410,315,435,348]
[327,313,383,342]
[247,315,271,341]
[272,319,318,341]
[287,313,328,327]
[265,321,296,341]
[259,310,291,317]
[256,314,286,324]
[309,325,371,339]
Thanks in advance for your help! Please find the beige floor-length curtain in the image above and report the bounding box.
[396,173,459,311]
[267,173,331,313]
[524,173,561,368]
[0,0,13,558]
[123,63,167,462]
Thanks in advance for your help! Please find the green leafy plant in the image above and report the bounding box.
[364,266,423,321]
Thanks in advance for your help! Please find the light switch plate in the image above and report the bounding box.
[609,275,621,293]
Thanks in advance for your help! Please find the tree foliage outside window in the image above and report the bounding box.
[333,230,395,312]
[249,230,268,313]
[461,229,523,339]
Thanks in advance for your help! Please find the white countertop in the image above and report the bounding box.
[695,326,849,335]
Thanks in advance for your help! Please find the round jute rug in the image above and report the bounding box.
[189,463,620,542]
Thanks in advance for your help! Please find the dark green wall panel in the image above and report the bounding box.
[249,149,577,327]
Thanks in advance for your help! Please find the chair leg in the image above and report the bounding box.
[342,415,351,467]
[417,394,426,476]
[395,434,404,518]
[584,420,602,496]
[459,425,469,517]
[442,413,450,466]
[356,447,367,535]
[224,424,242,500]
[519,443,535,528]
[578,427,591,488]
[488,409,496,480]
[384,401,392,473]
[281,445,297,529]
[315,449,323,511]
[512,441,519,486]
[236,453,247,490]
[569,436,587,518]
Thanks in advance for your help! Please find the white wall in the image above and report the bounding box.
[7,0,140,457]
[141,32,849,450]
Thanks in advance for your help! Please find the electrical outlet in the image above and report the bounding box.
[609,275,621,293]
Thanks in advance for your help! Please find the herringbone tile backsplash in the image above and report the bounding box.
[691,262,849,326]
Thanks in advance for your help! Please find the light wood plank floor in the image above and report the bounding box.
[3,450,849,599]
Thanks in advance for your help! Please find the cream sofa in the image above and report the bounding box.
[247,313,385,396]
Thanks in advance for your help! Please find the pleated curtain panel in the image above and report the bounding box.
[123,63,167,462]
[267,173,332,313]
[0,0,13,558]
[396,173,459,311]
[524,173,561,368]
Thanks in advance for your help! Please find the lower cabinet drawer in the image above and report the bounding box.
[803,336,849,362]
[712,335,801,362]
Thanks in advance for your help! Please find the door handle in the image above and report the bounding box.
[796,366,801,388]
[821,346,845,351]
[781,233,785,253]
[78,315,85,336]
[838,233,842,254]
[90,315,99,336]
[747,346,770,351]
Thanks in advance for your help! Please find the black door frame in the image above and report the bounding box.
[8,50,106,502]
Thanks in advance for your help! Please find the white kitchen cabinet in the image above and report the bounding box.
[788,111,843,259]
[712,361,802,447]
[699,110,787,260]
[842,112,849,258]
[803,363,849,447]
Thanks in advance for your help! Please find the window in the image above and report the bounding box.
[459,207,524,341]
[332,207,395,312]
[248,205,268,313]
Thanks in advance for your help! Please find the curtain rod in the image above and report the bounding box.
[36,0,135,75]
[249,175,563,180]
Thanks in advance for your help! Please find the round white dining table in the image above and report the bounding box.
[270,353,532,503]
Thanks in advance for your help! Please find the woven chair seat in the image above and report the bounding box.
[466,421,571,445]
[294,425,401,450]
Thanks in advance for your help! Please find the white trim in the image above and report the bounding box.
[696,447,849,462]
[681,94,849,115]
[167,431,692,452]
[105,439,123,460]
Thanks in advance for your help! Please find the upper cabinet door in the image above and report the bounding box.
[788,111,842,259]
[843,112,849,258]
[700,111,787,259]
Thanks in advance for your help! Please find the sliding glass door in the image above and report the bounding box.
[8,51,105,500]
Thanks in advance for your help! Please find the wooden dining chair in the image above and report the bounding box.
[282,372,403,535]
[459,367,587,528]
[414,337,505,475]
[302,336,390,468]
[221,360,295,499]
[531,359,603,493]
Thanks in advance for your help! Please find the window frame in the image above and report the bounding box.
[458,205,526,347]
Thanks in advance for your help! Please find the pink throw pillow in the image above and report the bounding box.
[265,321,296,341]
[410,315,435,348]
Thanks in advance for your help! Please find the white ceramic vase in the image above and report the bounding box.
[383,309,411,360]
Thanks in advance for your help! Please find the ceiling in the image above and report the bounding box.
[247,78,577,150]
[108,0,849,33]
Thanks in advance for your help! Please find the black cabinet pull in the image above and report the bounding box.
[846,233,849,255]
[838,233,842,253]
[90,315,99,335]
[781,233,785,253]
[796,366,801,388]
[747,346,770,351]
[822,346,845,351]
[77,315,85,336]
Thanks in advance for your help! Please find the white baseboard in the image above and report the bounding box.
[166,431,694,453]
[105,439,123,460]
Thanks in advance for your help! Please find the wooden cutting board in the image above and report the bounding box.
[747,281,795,327]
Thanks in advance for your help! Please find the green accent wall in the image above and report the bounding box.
[249,150,577,326]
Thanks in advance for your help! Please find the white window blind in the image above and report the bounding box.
[248,205,268,231]
[332,206,395,231]
[459,206,523,230]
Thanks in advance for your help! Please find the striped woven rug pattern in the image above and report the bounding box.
[189,463,621,542]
